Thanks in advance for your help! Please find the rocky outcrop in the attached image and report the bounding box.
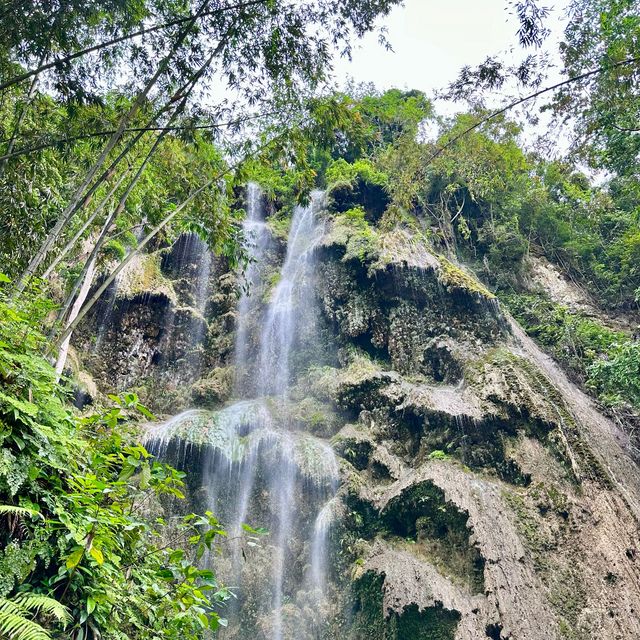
[74,233,237,412]
[311,215,640,639]
[79,199,640,639]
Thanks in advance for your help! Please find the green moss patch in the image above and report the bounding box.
[438,256,495,300]
[382,481,485,594]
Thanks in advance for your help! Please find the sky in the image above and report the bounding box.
[332,0,569,117]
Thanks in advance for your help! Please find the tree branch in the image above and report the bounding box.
[0,0,268,93]
[13,0,215,295]
[430,55,640,162]
[0,111,278,163]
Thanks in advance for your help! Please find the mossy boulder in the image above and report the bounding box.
[191,367,233,407]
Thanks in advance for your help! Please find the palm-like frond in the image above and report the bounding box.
[0,600,50,640]
[0,593,70,640]
[12,595,70,625]
[0,505,40,519]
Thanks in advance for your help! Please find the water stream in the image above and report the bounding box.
[148,187,338,639]
[234,182,272,395]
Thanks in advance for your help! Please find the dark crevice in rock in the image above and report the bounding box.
[349,571,461,640]
[485,622,505,639]
[381,481,486,595]
[342,479,486,596]
[335,439,374,471]
[328,180,390,224]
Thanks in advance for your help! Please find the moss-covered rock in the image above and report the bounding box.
[347,570,462,640]
[326,158,391,223]
[437,256,495,300]
[117,252,177,303]
[320,208,381,264]
[191,366,233,407]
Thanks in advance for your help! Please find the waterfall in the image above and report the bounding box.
[157,232,212,375]
[309,492,338,592]
[93,275,119,352]
[187,233,212,373]
[234,182,272,394]
[258,192,325,398]
[147,188,338,639]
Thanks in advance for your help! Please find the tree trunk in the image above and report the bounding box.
[48,45,220,334]
[14,0,213,294]
[55,256,96,380]
[42,169,131,279]
[53,109,299,350]
[50,89,197,347]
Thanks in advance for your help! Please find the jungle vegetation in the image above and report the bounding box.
[0,0,638,638]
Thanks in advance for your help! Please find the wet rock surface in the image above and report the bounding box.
[74,233,235,412]
[76,200,640,639]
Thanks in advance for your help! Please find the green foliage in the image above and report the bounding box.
[0,280,230,639]
[0,92,238,278]
[326,87,433,163]
[330,207,380,264]
[101,239,127,262]
[520,162,640,308]
[326,159,390,222]
[0,593,70,640]
[559,0,640,178]
[326,158,388,187]
[236,157,311,216]
[504,293,640,410]
[587,341,640,408]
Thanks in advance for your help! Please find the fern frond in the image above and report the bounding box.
[0,505,41,519]
[0,598,28,618]
[0,604,51,640]
[12,595,71,625]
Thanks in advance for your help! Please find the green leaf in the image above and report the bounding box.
[13,594,71,625]
[0,392,38,418]
[0,505,42,519]
[66,546,84,570]
[89,545,104,565]
[135,404,155,420]
[139,463,151,490]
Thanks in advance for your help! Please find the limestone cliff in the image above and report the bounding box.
[75,191,640,640]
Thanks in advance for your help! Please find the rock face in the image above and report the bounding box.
[74,233,237,412]
[77,197,640,639]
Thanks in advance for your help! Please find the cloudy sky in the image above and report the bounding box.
[333,0,569,114]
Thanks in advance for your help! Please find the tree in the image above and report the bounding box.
[2,0,405,293]
[557,0,640,177]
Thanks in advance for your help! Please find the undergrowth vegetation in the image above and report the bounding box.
[504,294,640,411]
[0,277,230,640]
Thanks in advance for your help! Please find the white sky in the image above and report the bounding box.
[332,0,569,118]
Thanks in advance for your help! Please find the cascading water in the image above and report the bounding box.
[258,196,324,398]
[234,182,272,394]
[161,232,213,371]
[147,187,339,639]
[185,233,213,375]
